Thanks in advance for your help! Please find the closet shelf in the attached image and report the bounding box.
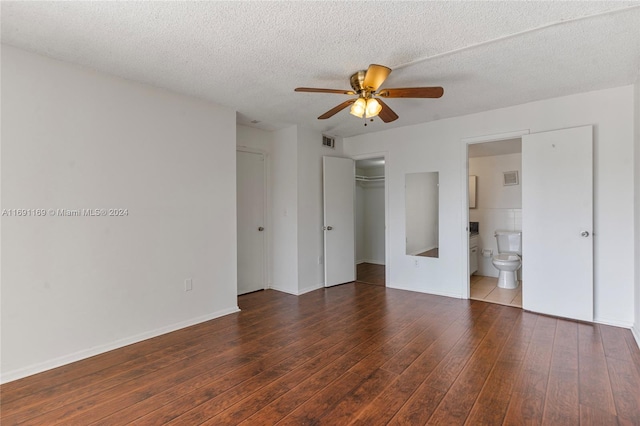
[356,175,385,182]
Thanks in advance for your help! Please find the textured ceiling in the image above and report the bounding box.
[2,2,640,138]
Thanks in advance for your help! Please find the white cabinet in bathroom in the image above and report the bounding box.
[469,234,479,275]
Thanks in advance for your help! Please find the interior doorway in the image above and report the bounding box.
[464,126,594,321]
[355,157,386,286]
[467,138,523,308]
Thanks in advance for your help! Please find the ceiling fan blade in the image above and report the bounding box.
[363,64,392,91]
[318,99,356,120]
[377,87,444,98]
[376,99,399,123]
[295,87,355,95]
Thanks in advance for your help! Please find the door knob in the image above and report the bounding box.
[324,226,333,231]
[258,227,264,232]
[580,230,589,237]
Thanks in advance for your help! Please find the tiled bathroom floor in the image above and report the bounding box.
[470,275,522,308]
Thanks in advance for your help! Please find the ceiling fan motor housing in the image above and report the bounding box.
[295,64,440,123]
[350,71,367,93]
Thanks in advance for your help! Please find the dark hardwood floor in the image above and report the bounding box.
[1,283,639,425]
[356,262,385,286]
[416,247,439,258]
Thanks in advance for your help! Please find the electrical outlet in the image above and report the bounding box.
[414,259,419,268]
[185,278,193,292]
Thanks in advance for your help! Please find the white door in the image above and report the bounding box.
[237,150,266,295]
[522,125,593,321]
[323,156,356,287]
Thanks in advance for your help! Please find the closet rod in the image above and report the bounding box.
[355,175,385,182]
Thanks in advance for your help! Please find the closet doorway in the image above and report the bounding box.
[355,157,386,286]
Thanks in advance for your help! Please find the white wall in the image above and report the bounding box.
[1,46,238,382]
[469,153,522,276]
[237,124,275,152]
[355,184,365,261]
[344,85,635,327]
[269,126,299,294]
[470,154,522,209]
[634,77,640,346]
[405,172,439,255]
[362,183,385,264]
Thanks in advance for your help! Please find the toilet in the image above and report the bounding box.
[492,231,522,289]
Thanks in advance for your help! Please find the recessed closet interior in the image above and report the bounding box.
[355,157,385,286]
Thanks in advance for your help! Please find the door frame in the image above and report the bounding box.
[351,151,389,287]
[237,146,269,293]
[460,130,530,299]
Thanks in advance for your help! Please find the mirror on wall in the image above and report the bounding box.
[405,172,439,258]
[469,175,477,208]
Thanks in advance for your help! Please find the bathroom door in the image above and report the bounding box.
[323,156,356,287]
[522,125,593,321]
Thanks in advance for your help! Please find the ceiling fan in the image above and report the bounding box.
[295,64,444,123]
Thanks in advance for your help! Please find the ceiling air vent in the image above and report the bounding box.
[322,135,335,149]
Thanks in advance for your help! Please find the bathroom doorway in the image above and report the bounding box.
[467,138,523,308]
[354,157,386,286]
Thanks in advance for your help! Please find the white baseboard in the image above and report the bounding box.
[386,283,463,300]
[410,246,437,256]
[298,283,324,295]
[269,283,323,296]
[477,269,499,278]
[357,259,385,266]
[0,306,240,384]
[631,324,640,349]
[594,318,639,350]
[594,317,635,329]
[268,284,297,295]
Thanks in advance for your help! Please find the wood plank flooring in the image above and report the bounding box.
[356,262,385,286]
[2,283,639,425]
[416,248,439,258]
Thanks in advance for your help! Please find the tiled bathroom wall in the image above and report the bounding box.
[469,152,522,278]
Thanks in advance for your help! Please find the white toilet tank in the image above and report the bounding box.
[495,231,522,255]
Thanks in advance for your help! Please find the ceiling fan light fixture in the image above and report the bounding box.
[349,97,366,118]
[365,98,382,118]
[295,63,442,123]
